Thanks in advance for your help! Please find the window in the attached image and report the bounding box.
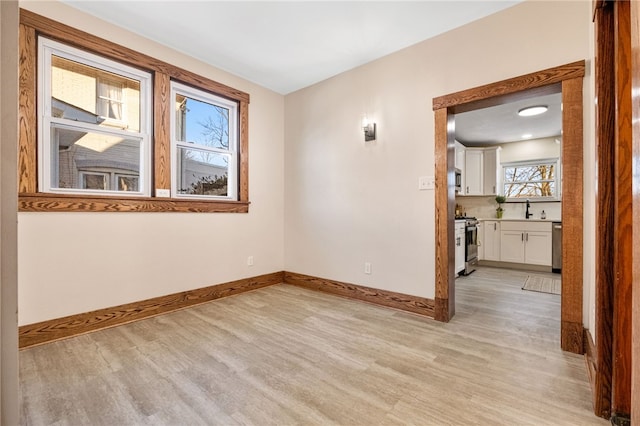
[502,159,560,199]
[170,82,238,200]
[19,10,250,212]
[96,77,125,124]
[38,37,151,196]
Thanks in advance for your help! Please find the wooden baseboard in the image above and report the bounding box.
[561,320,584,354]
[19,271,284,349]
[584,328,597,394]
[284,271,435,318]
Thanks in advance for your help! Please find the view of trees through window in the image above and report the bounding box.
[174,90,233,197]
[503,162,556,198]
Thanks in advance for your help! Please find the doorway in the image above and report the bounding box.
[432,61,585,354]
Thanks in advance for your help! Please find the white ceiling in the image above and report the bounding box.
[61,0,552,144]
[61,0,522,95]
[455,92,563,146]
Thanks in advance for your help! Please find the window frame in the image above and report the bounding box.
[501,158,561,201]
[18,9,250,213]
[170,81,238,200]
[38,36,152,197]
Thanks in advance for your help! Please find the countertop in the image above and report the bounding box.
[478,218,560,222]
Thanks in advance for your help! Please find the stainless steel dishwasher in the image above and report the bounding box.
[552,222,562,273]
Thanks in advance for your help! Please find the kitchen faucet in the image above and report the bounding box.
[525,199,533,219]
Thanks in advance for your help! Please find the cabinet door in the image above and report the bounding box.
[464,149,483,195]
[455,142,466,169]
[500,230,525,263]
[484,220,501,261]
[524,231,552,266]
[483,148,498,195]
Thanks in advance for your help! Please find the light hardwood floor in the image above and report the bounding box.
[20,267,607,425]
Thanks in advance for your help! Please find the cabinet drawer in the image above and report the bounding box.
[499,221,551,232]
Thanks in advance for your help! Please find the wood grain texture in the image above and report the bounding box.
[584,329,597,394]
[284,271,435,318]
[19,268,607,425]
[630,0,640,422]
[432,61,585,111]
[19,9,252,212]
[433,108,454,322]
[153,72,171,191]
[19,271,284,349]
[612,0,633,417]
[20,9,249,104]
[432,63,586,350]
[239,101,249,202]
[560,76,584,355]
[593,1,615,418]
[18,23,36,194]
[18,193,250,213]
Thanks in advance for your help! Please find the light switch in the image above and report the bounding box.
[419,176,435,190]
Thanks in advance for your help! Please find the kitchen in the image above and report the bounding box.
[452,92,562,279]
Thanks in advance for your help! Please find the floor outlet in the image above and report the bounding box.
[364,262,372,274]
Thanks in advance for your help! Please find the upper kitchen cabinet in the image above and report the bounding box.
[483,147,500,196]
[462,147,500,196]
[464,149,483,195]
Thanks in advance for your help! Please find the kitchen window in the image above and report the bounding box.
[502,159,560,199]
[19,9,250,212]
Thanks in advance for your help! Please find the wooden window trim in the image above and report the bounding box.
[18,9,250,213]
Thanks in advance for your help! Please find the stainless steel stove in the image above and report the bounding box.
[458,217,478,275]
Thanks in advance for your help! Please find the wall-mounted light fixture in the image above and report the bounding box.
[362,117,376,141]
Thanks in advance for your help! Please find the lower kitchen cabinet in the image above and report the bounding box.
[499,221,552,266]
[483,220,501,261]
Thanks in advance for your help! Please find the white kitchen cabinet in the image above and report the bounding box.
[464,149,483,195]
[483,147,500,196]
[462,147,500,196]
[499,221,552,266]
[523,231,552,265]
[455,221,466,275]
[483,220,501,261]
[500,230,527,263]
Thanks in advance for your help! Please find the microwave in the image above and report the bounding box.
[455,168,462,193]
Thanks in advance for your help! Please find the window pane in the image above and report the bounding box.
[503,162,557,198]
[81,173,107,190]
[51,124,141,192]
[175,94,230,149]
[116,175,139,192]
[504,182,555,198]
[176,146,229,196]
[51,55,140,131]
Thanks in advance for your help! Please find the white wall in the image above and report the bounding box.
[499,137,561,163]
[284,0,593,308]
[18,1,285,325]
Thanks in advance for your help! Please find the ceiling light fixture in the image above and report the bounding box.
[522,133,533,139]
[518,105,548,117]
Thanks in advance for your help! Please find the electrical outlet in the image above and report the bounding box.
[247,256,254,266]
[364,262,372,274]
